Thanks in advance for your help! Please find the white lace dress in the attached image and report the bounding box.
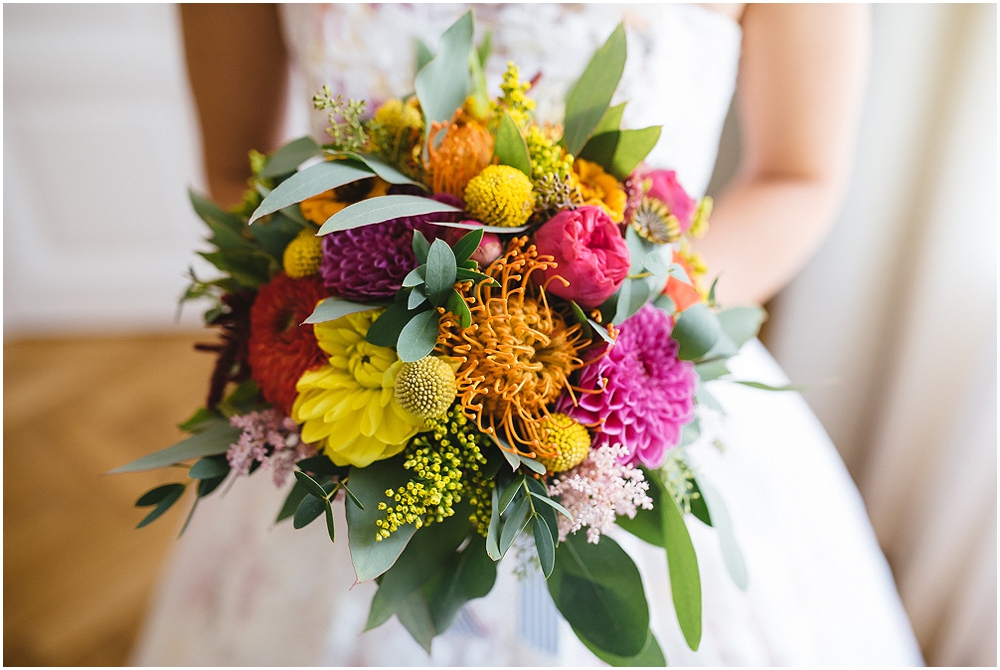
[132,4,924,665]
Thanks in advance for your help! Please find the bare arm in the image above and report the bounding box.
[696,4,870,306]
[180,4,290,208]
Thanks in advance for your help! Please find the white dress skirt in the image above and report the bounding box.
[132,4,924,666]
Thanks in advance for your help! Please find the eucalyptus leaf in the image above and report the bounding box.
[660,480,702,651]
[533,516,556,578]
[687,478,713,527]
[414,11,474,145]
[402,266,427,288]
[296,455,346,477]
[294,470,329,500]
[588,318,615,344]
[304,297,381,325]
[293,494,326,529]
[366,302,423,347]
[277,481,309,523]
[396,309,440,362]
[592,101,627,136]
[653,293,676,315]
[445,289,472,329]
[412,230,431,264]
[695,475,748,591]
[341,483,365,510]
[188,456,229,480]
[577,626,667,667]
[419,219,532,235]
[136,483,185,508]
[324,498,336,542]
[395,590,435,654]
[733,380,803,392]
[578,127,662,181]
[189,188,243,233]
[498,475,525,516]
[347,458,418,582]
[318,195,462,235]
[342,152,424,187]
[424,239,458,305]
[717,306,767,349]
[260,136,322,178]
[518,454,548,475]
[486,485,502,560]
[137,485,186,529]
[366,504,472,630]
[450,227,484,265]
[408,289,428,310]
[671,303,721,361]
[109,419,238,474]
[196,474,226,498]
[695,359,731,382]
[249,161,374,224]
[415,38,434,73]
[494,112,531,176]
[548,532,650,657]
[499,495,532,555]
[454,268,496,285]
[642,248,675,279]
[529,491,574,520]
[563,23,627,156]
[424,535,497,632]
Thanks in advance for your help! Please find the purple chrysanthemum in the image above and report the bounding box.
[320,194,463,301]
[556,304,696,468]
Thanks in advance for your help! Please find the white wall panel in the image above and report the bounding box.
[3,4,211,337]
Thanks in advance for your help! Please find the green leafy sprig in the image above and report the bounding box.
[313,85,369,153]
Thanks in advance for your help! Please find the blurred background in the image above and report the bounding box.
[4,3,995,666]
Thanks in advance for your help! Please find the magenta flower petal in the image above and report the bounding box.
[557,304,696,468]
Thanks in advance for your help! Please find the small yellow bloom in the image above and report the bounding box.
[394,355,458,419]
[572,159,627,224]
[536,414,592,473]
[282,228,324,278]
[463,165,535,228]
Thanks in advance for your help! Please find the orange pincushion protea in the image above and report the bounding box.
[437,237,587,459]
[425,111,494,200]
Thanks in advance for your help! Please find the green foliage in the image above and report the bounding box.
[423,535,497,632]
[396,310,440,363]
[250,161,375,225]
[591,101,627,136]
[136,483,186,529]
[347,457,420,582]
[414,11,474,148]
[578,127,662,181]
[694,474,748,591]
[317,194,462,235]
[562,23,627,155]
[277,480,309,523]
[672,303,722,361]
[108,418,238,474]
[313,86,368,152]
[494,112,532,176]
[259,136,322,178]
[188,455,229,480]
[548,532,651,657]
[341,152,425,187]
[305,298,381,325]
[659,477,702,650]
[294,494,326,529]
[579,627,667,667]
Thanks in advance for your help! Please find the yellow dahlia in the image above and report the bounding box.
[282,228,324,278]
[464,165,535,228]
[291,309,424,467]
[572,158,627,224]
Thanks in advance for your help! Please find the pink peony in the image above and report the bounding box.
[645,169,697,232]
[532,205,630,309]
[556,304,696,468]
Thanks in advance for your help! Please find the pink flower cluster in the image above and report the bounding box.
[547,444,653,544]
[227,409,316,487]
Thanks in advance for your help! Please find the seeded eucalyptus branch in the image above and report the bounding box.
[313,85,368,153]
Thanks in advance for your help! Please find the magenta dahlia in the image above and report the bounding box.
[557,304,696,468]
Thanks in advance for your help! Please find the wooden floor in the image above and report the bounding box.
[4,332,217,666]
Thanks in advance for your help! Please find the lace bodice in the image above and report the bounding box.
[279,3,741,197]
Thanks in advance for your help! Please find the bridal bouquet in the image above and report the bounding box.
[115,13,766,665]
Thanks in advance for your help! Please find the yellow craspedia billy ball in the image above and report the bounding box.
[394,355,458,419]
[536,414,592,473]
[282,228,324,278]
[463,164,535,228]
